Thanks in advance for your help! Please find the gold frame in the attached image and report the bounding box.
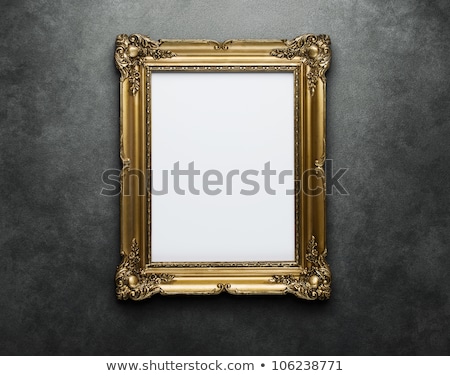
[114,34,331,301]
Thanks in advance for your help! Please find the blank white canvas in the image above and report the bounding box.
[151,72,295,262]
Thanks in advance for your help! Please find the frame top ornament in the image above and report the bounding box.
[115,34,331,96]
[115,34,176,95]
[270,34,331,95]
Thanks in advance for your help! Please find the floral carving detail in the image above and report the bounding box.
[115,34,175,95]
[271,236,331,300]
[116,239,174,300]
[271,34,331,95]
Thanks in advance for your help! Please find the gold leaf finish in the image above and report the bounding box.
[115,34,331,301]
[115,34,175,95]
[271,34,331,95]
[271,236,331,300]
[116,239,174,300]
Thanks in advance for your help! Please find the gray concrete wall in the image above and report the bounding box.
[1,0,449,355]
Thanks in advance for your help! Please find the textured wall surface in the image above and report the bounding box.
[1,0,449,355]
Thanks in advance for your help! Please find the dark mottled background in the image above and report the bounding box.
[1,0,449,355]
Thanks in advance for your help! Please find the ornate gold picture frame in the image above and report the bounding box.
[114,34,331,301]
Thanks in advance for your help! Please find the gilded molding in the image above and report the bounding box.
[271,236,331,300]
[271,34,331,95]
[115,34,175,95]
[149,261,297,268]
[116,239,174,300]
[116,35,330,300]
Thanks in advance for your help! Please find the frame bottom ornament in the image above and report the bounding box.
[271,236,331,300]
[116,239,174,300]
[115,237,331,300]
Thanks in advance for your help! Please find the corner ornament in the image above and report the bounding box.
[271,34,331,96]
[115,34,175,95]
[271,236,331,300]
[116,239,174,300]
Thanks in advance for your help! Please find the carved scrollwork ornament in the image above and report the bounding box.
[315,138,326,197]
[271,236,331,300]
[115,34,175,95]
[271,34,331,95]
[115,239,174,300]
[207,39,234,50]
